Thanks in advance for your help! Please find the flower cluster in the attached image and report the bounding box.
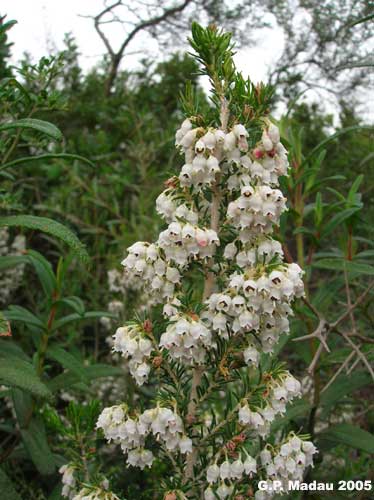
[121,242,181,301]
[156,190,199,224]
[99,96,315,498]
[238,372,302,437]
[159,313,212,364]
[72,485,120,500]
[204,454,257,499]
[59,463,77,498]
[204,263,304,353]
[256,435,318,499]
[158,222,219,266]
[112,323,153,385]
[96,405,192,469]
[224,236,283,266]
[227,185,287,236]
[0,228,26,305]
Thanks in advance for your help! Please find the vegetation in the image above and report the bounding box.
[0,5,373,500]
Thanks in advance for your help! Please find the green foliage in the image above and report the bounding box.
[0,10,372,499]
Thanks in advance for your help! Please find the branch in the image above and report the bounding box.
[93,0,122,57]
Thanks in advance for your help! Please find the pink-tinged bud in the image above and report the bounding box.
[196,229,209,247]
[164,493,177,500]
[253,148,264,159]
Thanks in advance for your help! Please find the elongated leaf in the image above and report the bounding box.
[0,358,51,399]
[0,215,89,264]
[58,296,85,316]
[20,418,56,475]
[46,345,87,381]
[26,250,56,298]
[301,125,373,168]
[321,207,362,238]
[0,118,62,141]
[48,364,123,392]
[317,424,374,454]
[3,305,45,330]
[0,153,95,172]
[0,255,29,271]
[12,388,33,428]
[320,372,370,411]
[0,339,29,361]
[312,259,374,275]
[0,467,22,500]
[51,311,115,332]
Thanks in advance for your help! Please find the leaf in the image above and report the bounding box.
[20,418,56,475]
[0,339,29,361]
[57,296,85,316]
[317,424,374,454]
[300,125,373,168]
[0,215,89,264]
[0,255,29,272]
[12,388,33,428]
[320,207,362,238]
[26,250,57,298]
[0,153,95,172]
[51,311,115,332]
[320,372,371,411]
[312,259,374,275]
[3,305,45,330]
[48,364,122,393]
[46,345,87,381]
[0,118,63,141]
[0,358,51,399]
[0,467,22,500]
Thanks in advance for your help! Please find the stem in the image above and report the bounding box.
[184,96,229,485]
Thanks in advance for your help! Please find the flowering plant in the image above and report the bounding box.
[97,23,317,499]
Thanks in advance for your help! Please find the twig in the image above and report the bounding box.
[321,351,356,393]
[336,328,374,382]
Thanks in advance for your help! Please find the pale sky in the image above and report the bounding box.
[2,0,369,122]
[1,1,284,84]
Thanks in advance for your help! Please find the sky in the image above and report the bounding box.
[2,0,369,122]
[1,0,284,83]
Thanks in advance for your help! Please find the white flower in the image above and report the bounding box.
[243,455,257,475]
[230,459,244,479]
[219,460,231,480]
[216,483,233,499]
[179,435,192,454]
[206,464,220,483]
[204,487,216,500]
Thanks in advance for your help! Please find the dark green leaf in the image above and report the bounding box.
[0,153,95,172]
[0,467,22,500]
[0,358,51,399]
[317,424,374,454]
[46,345,87,381]
[312,259,374,275]
[20,418,56,475]
[320,372,371,411]
[48,364,122,392]
[321,207,362,238]
[0,118,62,141]
[57,296,85,316]
[26,250,56,298]
[3,305,45,330]
[0,215,89,264]
[51,311,115,332]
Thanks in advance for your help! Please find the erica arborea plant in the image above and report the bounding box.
[96,23,317,500]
